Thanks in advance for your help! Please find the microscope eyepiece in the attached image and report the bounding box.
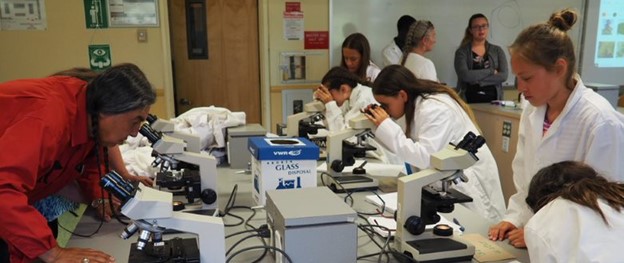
[101,170,136,203]
[455,132,476,150]
[454,132,485,154]
[146,114,158,125]
[139,123,161,144]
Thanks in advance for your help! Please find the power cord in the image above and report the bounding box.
[226,245,293,263]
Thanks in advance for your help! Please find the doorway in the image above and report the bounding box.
[168,0,261,123]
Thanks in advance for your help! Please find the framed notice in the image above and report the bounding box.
[107,0,159,27]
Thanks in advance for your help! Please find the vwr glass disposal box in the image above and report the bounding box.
[248,137,319,206]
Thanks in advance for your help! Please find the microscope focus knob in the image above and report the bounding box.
[404,216,426,235]
[201,189,217,205]
[330,160,345,173]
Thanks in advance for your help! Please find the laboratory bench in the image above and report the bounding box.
[471,103,624,205]
[67,165,529,263]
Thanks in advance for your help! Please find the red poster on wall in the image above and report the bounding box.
[285,2,301,12]
[304,31,329,49]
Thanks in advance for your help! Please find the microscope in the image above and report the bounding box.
[395,132,484,262]
[325,114,378,192]
[101,171,226,263]
[285,100,326,139]
[146,114,202,153]
[140,123,219,214]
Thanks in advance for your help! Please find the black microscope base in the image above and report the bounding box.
[129,237,200,263]
[399,238,473,263]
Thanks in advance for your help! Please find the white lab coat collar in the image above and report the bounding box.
[525,74,584,143]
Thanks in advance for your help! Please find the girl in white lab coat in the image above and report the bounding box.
[315,67,400,164]
[314,66,377,131]
[524,161,624,262]
[401,20,438,82]
[363,65,506,222]
[341,33,381,83]
[489,9,624,248]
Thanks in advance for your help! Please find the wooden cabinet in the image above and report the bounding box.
[471,104,522,207]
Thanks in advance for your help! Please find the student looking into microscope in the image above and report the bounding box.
[0,63,156,263]
[363,65,506,222]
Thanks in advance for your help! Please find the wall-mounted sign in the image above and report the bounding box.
[108,0,159,27]
[304,31,328,50]
[0,0,47,30]
[88,44,112,71]
[84,0,108,28]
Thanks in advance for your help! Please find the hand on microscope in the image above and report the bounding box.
[123,174,153,187]
[313,84,334,104]
[488,221,526,248]
[108,145,154,187]
[92,196,122,222]
[362,104,389,126]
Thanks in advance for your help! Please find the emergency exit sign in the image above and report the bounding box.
[84,0,109,28]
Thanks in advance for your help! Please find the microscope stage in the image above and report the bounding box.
[128,237,200,263]
[328,173,378,193]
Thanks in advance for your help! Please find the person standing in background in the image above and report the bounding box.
[401,20,439,82]
[488,9,624,248]
[454,14,508,103]
[524,161,624,262]
[381,15,416,67]
[341,33,381,83]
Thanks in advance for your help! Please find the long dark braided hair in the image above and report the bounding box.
[53,63,155,217]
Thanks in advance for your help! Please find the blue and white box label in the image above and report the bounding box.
[249,137,319,205]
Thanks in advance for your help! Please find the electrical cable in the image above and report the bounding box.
[226,245,293,263]
[226,233,261,255]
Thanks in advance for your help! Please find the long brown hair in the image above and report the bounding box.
[371,65,477,136]
[526,161,624,225]
[460,13,488,47]
[510,8,578,90]
[341,33,372,82]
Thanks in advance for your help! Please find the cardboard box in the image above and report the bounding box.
[248,137,319,206]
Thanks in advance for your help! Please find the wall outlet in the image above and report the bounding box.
[502,136,510,153]
[502,120,512,153]
[137,29,148,43]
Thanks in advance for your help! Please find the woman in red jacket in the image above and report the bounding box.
[0,63,156,263]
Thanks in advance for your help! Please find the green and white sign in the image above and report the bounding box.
[84,0,109,28]
[88,45,112,71]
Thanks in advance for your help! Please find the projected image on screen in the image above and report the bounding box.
[594,0,624,67]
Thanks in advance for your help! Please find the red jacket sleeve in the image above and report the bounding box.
[0,118,58,262]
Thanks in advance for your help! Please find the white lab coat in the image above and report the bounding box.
[381,40,402,67]
[403,52,437,82]
[374,93,506,222]
[323,83,401,164]
[504,76,624,228]
[366,62,381,83]
[525,198,624,263]
[324,83,377,132]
